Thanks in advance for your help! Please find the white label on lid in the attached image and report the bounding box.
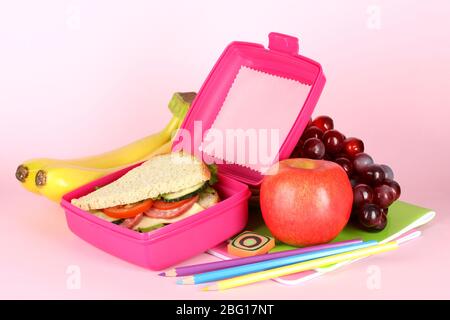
[200,66,311,173]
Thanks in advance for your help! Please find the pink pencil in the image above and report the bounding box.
[159,239,361,277]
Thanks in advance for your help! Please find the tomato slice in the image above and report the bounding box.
[103,199,153,219]
[145,196,199,219]
[152,197,196,210]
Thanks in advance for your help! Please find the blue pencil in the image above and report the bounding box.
[177,240,378,285]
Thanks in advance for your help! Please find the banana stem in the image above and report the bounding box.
[168,92,196,119]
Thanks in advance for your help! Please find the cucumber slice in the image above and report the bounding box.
[136,223,165,233]
[90,210,122,223]
[161,182,206,202]
[112,219,125,225]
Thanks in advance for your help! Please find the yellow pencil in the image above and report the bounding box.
[202,241,399,291]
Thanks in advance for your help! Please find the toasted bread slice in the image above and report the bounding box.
[71,152,211,210]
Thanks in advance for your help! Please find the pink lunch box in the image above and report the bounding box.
[60,32,325,270]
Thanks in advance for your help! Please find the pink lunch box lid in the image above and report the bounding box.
[172,32,326,186]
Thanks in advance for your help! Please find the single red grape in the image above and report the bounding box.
[353,184,373,208]
[358,204,383,229]
[372,213,387,231]
[343,137,364,158]
[335,157,353,176]
[303,138,326,159]
[312,116,334,132]
[322,129,345,154]
[373,184,396,208]
[383,179,401,200]
[353,153,374,173]
[380,164,394,180]
[360,164,386,186]
[301,126,324,141]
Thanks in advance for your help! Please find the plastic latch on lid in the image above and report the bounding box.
[268,32,299,55]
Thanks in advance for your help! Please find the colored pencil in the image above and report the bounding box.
[159,238,362,277]
[202,241,399,291]
[177,240,377,285]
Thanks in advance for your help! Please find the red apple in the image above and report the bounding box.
[260,158,353,246]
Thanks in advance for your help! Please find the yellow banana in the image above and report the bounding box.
[35,165,110,202]
[15,117,179,194]
[16,159,60,194]
[35,140,173,202]
[15,92,196,194]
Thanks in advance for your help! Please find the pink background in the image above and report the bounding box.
[1,0,450,299]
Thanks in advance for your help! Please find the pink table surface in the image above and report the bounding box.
[1,0,450,299]
[1,192,449,299]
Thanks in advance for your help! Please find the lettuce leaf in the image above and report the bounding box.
[207,163,218,185]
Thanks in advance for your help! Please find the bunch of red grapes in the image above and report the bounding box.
[291,115,401,231]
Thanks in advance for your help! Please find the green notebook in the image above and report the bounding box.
[209,200,435,285]
[251,201,435,252]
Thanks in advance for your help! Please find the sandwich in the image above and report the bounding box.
[71,152,220,232]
